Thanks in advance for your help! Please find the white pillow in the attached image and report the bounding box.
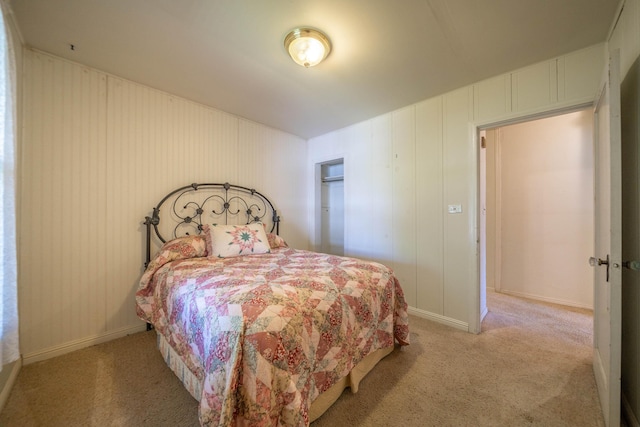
[206,222,271,258]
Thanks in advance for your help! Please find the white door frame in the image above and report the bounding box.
[469,103,593,334]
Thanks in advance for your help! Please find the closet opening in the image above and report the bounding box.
[315,158,344,256]
[479,108,595,327]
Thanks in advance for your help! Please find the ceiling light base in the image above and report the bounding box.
[284,27,331,68]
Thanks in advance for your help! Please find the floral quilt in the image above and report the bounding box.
[136,238,410,426]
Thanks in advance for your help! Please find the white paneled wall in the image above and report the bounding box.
[391,107,417,308]
[308,43,605,331]
[560,47,606,102]
[474,74,511,123]
[347,118,394,264]
[238,120,307,240]
[20,49,307,362]
[415,97,443,315]
[22,53,109,356]
[345,122,379,259]
[511,60,557,111]
[442,87,474,324]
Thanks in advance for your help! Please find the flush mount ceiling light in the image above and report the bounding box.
[284,27,331,68]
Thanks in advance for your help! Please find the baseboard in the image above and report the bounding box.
[0,359,21,413]
[480,306,489,322]
[498,289,592,310]
[623,391,640,427]
[407,306,469,331]
[22,323,148,365]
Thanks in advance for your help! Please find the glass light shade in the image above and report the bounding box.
[284,28,331,68]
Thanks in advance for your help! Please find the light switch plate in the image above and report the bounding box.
[448,204,462,214]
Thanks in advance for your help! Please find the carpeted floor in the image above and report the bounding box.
[0,291,605,426]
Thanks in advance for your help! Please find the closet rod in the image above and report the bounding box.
[322,175,344,183]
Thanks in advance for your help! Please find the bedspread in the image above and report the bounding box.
[136,246,409,426]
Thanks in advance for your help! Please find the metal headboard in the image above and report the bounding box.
[144,182,280,267]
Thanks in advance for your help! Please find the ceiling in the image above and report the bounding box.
[9,0,620,139]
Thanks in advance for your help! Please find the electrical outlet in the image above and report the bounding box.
[448,204,462,214]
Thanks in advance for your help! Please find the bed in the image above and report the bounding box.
[135,182,410,426]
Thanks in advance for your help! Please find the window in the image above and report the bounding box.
[0,4,19,368]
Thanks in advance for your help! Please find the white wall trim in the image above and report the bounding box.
[474,101,595,132]
[494,129,503,293]
[498,289,593,311]
[0,359,21,413]
[467,124,481,334]
[408,306,469,332]
[480,306,489,322]
[22,324,147,365]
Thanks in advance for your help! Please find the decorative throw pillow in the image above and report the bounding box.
[267,232,288,249]
[144,235,206,274]
[261,223,288,249]
[157,235,207,261]
[204,222,271,258]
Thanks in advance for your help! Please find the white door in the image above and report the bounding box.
[591,50,621,427]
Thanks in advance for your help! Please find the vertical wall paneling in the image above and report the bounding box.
[308,44,605,330]
[20,50,40,354]
[511,60,555,112]
[368,115,393,264]
[21,51,108,357]
[106,76,144,334]
[415,97,444,314]
[340,121,370,259]
[391,107,417,307]
[556,57,566,104]
[474,74,512,123]
[442,87,473,323]
[20,50,306,362]
[238,120,307,248]
[239,120,270,193]
[561,44,607,103]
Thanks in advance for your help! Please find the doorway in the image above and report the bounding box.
[317,159,344,256]
[480,109,595,323]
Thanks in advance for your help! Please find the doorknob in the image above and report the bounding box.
[589,255,610,282]
[589,256,609,267]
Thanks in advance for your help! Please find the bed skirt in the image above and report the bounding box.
[157,333,394,423]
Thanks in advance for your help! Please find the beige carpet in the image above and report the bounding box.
[0,292,605,426]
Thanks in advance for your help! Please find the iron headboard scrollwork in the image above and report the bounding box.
[143,182,280,267]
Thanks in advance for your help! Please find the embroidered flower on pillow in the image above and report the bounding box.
[229,225,262,253]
